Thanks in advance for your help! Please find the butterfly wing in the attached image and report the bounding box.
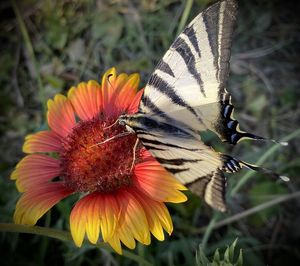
[121,0,286,211]
[133,116,228,211]
[139,0,263,145]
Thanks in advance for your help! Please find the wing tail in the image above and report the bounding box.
[216,89,288,146]
[221,154,289,182]
[188,170,227,212]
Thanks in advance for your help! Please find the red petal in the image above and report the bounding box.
[47,94,76,138]
[23,130,62,153]
[134,160,187,203]
[127,88,144,114]
[14,182,73,225]
[11,154,61,192]
[68,80,102,121]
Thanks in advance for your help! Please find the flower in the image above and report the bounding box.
[11,67,187,254]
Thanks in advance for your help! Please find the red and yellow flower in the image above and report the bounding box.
[11,68,187,254]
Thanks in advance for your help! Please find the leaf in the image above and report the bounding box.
[196,239,243,266]
[236,250,243,266]
[213,248,220,263]
[196,246,209,266]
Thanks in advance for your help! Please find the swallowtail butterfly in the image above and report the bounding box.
[118,0,288,211]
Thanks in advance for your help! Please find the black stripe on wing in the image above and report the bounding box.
[202,1,220,74]
[147,74,204,124]
[139,137,199,152]
[188,176,211,197]
[171,36,206,97]
[164,167,189,175]
[140,95,172,120]
[156,59,175,77]
[187,170,227,212]
[155,157,201,166]
[142,144,166,151]
[182,25,201,56]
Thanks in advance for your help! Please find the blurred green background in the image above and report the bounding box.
[0,0,299,265]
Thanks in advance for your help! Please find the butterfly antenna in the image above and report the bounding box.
[89,131,132,148]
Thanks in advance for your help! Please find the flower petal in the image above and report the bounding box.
[101,68,141,117]
[14,182,73,225]
[115,73,140,113]
[101,67,118,118]
[84,193,101,244]
[70,195,89,247]
[68,80,102,121]
[134,160,188,203]
[23,130,62,153]
[100,194,119,242]
[116,189,150,245]
[47,94,76,138]
[11,154,61,192]
[127,88,144,114]
[107,234,122,255]
[132,188,173,241]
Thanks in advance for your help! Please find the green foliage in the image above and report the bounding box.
[196,239,243,266]
[248,181,288,226]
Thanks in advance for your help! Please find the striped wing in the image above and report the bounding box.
[134,0,240,211]
[133,115,228,211]
[122,0,283,211]
[139,0,251,145]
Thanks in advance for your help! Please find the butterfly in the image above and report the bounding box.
[118,0,288,212]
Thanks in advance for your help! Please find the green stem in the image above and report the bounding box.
[231,128,300,196]
[0,223,72,242]
[123,250,153,266]
[137,243,146,266]
[0,223,153,265]
[201,212,221,251]
[176,0,194,36]
[11,0,46,113]
[200,128,300,250]
[194,190,300,234]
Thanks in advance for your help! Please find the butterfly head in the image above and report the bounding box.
[118,114,136,133]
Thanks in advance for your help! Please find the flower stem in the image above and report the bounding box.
[201,212,221,251]
[0,223,72,242]
[0,223,154,265]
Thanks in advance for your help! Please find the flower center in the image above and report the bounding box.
[60,116,140,193]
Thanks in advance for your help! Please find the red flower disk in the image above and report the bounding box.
[11,68,187,254]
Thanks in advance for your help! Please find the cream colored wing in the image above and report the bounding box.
[139,0,265,144]
[134,116,227,211]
